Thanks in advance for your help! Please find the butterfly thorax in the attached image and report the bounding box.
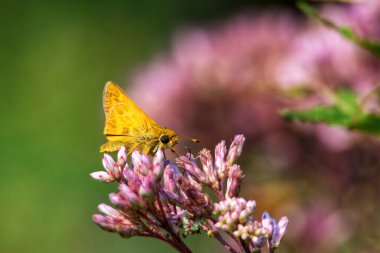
[126,127,178,154]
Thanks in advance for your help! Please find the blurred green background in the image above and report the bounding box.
[0,1,297,253]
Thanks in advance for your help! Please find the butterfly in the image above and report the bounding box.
[100,81,198,154]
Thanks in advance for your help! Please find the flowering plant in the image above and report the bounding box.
[91,135,288,253]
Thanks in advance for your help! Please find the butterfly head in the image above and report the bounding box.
[158,128,179,150]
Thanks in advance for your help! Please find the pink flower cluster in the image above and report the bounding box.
[91,135,288,253]
[214,198,288,251]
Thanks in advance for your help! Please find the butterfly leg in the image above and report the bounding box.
[177,142,193,158]
[186,147,193,159]
[170,148,179,158]
[127,143,140,155]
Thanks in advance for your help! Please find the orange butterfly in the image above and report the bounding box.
[100,81,198,154]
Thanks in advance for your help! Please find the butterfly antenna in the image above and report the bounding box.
[179,135,200,144]
[178,142,195,159]
[170,148,180,158]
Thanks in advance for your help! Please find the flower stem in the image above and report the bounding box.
[209,217,243,252]
[239,238,251,253]
[156,189,193,253]
[214,232,239,253]
[207,219,240,253]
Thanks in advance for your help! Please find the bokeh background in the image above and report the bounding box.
[1,0,380,252]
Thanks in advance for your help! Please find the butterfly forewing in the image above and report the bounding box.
[103,81,160,136]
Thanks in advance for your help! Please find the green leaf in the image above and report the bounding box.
[297,1,380,57]
[335,89,358,114]
[355,114,380,134]
[281,106,353,126]
[281,88,380,134]
[297,1,319,19]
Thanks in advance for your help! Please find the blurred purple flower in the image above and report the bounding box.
[129,13,302,146]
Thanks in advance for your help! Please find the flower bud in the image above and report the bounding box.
[131,150,142,173]
[199,149,215,184]
[177,156,207,183]
[153,149,164,181]
[270,216,288,249]
[102,154,120,178]
[164,163,177,192]
[246,200,256,214]
[226,165,244,198]
[214,140,227,179]
[261,211,275,236]
[239,210,248,223]
[117,146,127,167]
[90,171,114,182]
[92,214,113,231]
[226,135,245,165]
[138,177,156,201]
[98,203,121,218]
[109,193,127,208]
[123,169,141,190]
[140,154,152,176]
[119,184,143,209]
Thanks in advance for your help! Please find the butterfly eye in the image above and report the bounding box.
[159,135,170,144]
